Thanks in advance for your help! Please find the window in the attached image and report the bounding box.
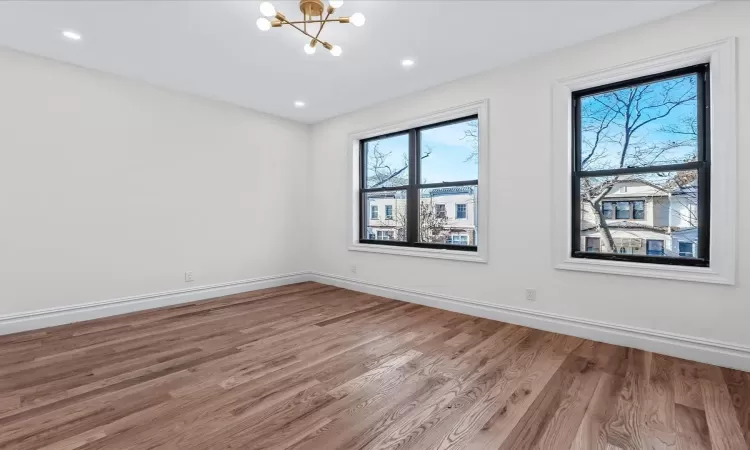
[376,230,394,240]
[679,241,694,257]
[446,234,469,246]
[585,237,601,252]
[602,200,645,220]
[573,65,710,267]
[614,202,631,219]
[633,201,645,220]
[456,204,467,219]
[647,240,665,256]
[359,116,479,251]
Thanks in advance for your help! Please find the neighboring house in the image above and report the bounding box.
[580,180,698,257]
[366,186,477,245]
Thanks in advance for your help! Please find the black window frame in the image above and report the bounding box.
[359,115,479,252]
[571,64,710,267]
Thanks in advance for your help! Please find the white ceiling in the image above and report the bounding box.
[0,1,710,124]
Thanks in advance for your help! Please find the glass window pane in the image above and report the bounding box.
[364,134,409,188]
[579,74,698,171]
[365,190,406,241]
[585,237,601,252]
[419,186,476,245]
[579,170,699,258]
[420,118,478,184]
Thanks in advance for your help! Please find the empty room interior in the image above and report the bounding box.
[1,1,749,448]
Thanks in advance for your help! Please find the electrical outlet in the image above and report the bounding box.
[350,265,357,275]
[525,289,536,302]
[185,271,194,283]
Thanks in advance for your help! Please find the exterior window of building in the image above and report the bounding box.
[679,242,695,257]
[376,230,394,240]
[647,240,665,256]
[633,201,645,220]
[602,200,646,220]
[573,65,710,266]
[585,237,601,252]
[615,201,631,219]
[446,234,468,245]
[456,204,467,219]
[360,116,479,251]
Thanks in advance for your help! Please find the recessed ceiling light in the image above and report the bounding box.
[401,59,415,68]
[62,30,82,41]
[294,101,306,108]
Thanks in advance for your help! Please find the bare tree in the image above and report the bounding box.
[461,120,479,163]
[366,143,433,189]
[579,75,697,252]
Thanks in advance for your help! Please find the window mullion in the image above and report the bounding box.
[406,129,419,244]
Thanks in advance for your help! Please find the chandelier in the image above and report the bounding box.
[256,1,365,56]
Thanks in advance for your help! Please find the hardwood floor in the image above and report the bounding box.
[0,282,748,450]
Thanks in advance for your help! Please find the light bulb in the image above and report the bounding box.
[304,43,316,55]
[350,12,365,27]
[329,0,343,7]
[62,30,82,41]
[256,17,271,31]
[259,2,276,17]
[330,45,342,56]
[401,59,415,67]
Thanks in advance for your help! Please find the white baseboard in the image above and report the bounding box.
[0,272,310,336]
[5,270,748,372]
[309,272,750,372]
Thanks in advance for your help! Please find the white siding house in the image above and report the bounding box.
[580,181,699,257]
[365,187,477,245]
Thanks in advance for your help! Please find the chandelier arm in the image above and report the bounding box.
[313,10,332,43]
[282,19,326,45]
[283,19,343,25]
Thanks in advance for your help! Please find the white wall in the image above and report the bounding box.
[309,1,749,347]
[0,47,310,316]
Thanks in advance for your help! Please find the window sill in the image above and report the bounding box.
[555,257,732,285]
[348,243,487,263]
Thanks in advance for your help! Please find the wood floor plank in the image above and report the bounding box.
[0,282,748,450]
[722,367,750,447]
[700,368,749,450]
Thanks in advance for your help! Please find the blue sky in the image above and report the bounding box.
[580,74,698,171]
[365,119,478,186]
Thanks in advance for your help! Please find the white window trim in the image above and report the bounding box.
[551,38,737,285]
[347,100,489,263]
